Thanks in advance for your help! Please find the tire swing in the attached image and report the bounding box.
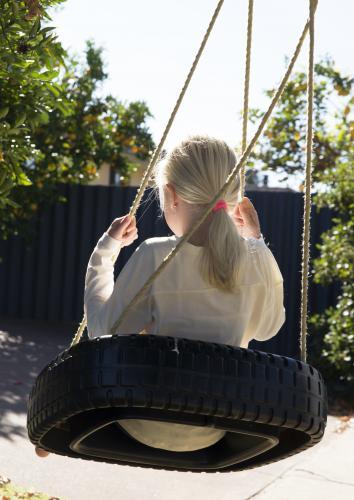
[27,0,327,473]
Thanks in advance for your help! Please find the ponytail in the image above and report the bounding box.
[199,208,244,292]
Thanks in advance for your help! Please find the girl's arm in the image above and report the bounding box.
[84,216,154,338]
[234,197,285,344]
[243,237,286,344]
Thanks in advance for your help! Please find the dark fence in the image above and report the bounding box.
[0,184,337,359]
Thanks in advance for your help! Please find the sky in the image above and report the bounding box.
[50,0,353,188]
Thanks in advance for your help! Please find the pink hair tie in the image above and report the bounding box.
[212,199,228,212]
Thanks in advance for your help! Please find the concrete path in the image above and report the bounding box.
[1,318,353,500]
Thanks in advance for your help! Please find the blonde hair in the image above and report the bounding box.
[154,135,244,293]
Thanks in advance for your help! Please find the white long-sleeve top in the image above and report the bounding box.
[84,232,285,452]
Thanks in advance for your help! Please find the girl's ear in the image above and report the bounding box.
[165,183,178,207]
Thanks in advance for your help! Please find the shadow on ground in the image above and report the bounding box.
[0,317,75,441]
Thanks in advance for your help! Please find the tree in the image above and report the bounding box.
[245,168,263,187]
[1,2,155,240]
[249,57,353,185]
[250,58,354,394]
[8,40,154,242]
[30,40,154,187]
[309,161,354,390]
[0,0,68,214]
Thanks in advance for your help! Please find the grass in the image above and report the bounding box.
[0,475,62,500]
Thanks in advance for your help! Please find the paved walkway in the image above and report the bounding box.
[1,318,353,500]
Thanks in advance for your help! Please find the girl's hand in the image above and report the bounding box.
[107,215,138,247]
[233,197,261,239]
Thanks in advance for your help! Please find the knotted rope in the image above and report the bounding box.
[70,0,225,347]
[71,1,317,355]
[300,0,316,363]
[108,11,317,336]
[239,0,254,198]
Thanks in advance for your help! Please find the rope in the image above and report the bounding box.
[300,0,316,363]
[109,14,315,336]
[70,0,225,347]
[240,0,254,198]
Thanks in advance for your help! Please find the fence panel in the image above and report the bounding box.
[0,184,336,359]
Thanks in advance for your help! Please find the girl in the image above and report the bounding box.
[36,135,285,456]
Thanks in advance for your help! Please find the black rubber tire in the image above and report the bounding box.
[27,334,327,472]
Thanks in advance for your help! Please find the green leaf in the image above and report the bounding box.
[0,178,14,196]
[17,172,32,186]
[38,111,49,124]
[11,1,19,17]
[29,17,41,38]
[3,197,20,208]
[41,26,56,34]
[0,107,10,119]
[8,128,21,136]
[47,84,60,97]
[13,112,26,128]
[31,70,59,81]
